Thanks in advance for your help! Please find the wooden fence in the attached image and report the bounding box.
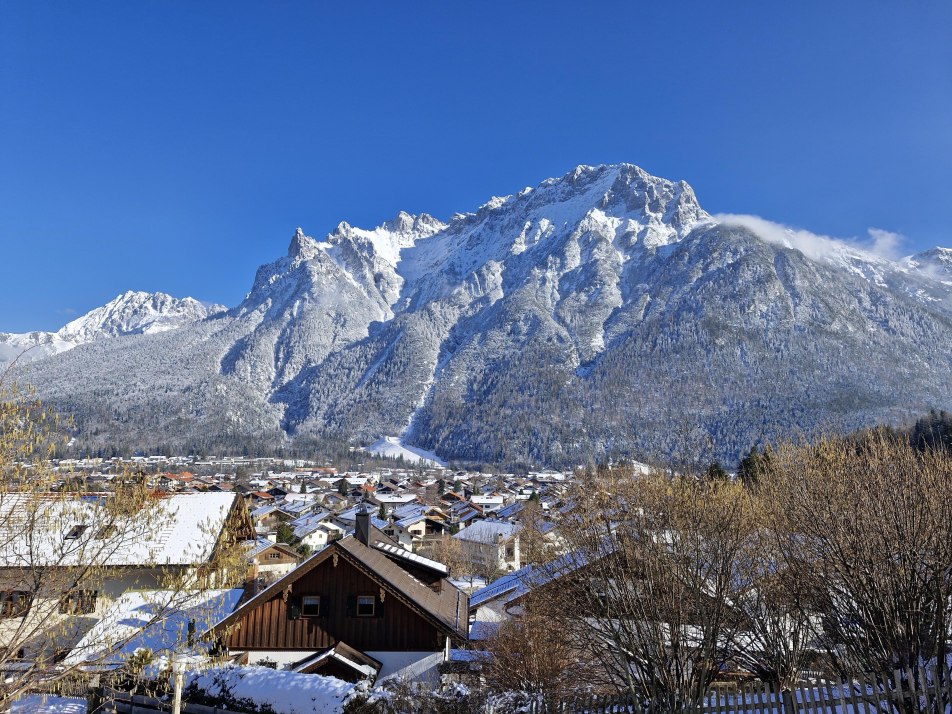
[523,665,952,713]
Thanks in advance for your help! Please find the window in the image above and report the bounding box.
[65,525,88,540]
[59,590,97,615]
[0,591,31,618]
[301,595,321,617]
[268,552,281,560]
[356,595,375,617]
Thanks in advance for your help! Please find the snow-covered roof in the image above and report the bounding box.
[185,664,355,714]
[373,494,419,504]
[0,492,238,567]
[453,519,520,544]
[64,588,244,669]
[372,540,449,576]
[469,546,599,609]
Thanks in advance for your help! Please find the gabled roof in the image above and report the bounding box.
[495,502,525,520]
[213,532,468,640]
[394,514,427,529]
[241,539,299,561]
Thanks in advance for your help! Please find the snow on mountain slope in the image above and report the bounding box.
[14,164,952,467]
[0,291,224,369]
[364,436,447,467]
[904,247,952,284]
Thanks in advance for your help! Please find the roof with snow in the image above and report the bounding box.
[469,547,594,610]
[64,588,244,669]
[453,519,520,544]
[372,540,449,576]
[0,492,242,568]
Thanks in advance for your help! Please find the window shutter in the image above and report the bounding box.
[288,598,301,620]
[346,595,356,617]
[375,595,385,619]
[320,596,331,618]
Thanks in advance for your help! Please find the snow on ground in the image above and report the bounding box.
[186,664,354,714]
[11,695,86,713]
[364,436,447,467]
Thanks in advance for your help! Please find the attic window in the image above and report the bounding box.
[356,595,375,617]
[65,525,88,540]
[301,595,322,617]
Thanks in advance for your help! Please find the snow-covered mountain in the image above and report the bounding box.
[0,291,224,369]
[12,164,952,466]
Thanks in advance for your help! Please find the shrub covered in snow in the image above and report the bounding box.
[341,679,536,714]
[183,665,355,714]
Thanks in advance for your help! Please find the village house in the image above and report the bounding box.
[211,505,469,684]
[243,538,302,583]
[453,519,521,574]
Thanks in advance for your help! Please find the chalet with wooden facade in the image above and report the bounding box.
[212,505,469,684]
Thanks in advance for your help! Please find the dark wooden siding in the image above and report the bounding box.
[227,555,443,652]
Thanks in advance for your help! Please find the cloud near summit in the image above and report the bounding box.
[713,213,906,263]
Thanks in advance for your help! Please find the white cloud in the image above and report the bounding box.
[866,228,904,260]
[713,213,906,263]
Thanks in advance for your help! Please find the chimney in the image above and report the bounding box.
[356,500,371,546]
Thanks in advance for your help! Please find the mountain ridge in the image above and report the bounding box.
[9,164,952,466]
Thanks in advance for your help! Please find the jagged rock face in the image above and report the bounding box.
[13,164,952,466]
[0,291,224,369]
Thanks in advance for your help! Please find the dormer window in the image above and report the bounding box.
[65,525,88,540]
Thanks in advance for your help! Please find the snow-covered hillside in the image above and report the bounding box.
[13,164,952,466]
[364,436,447,467]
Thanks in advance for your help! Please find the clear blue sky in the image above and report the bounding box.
[1,1,950,332]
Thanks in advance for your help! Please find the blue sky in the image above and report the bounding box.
[1,1,950,331]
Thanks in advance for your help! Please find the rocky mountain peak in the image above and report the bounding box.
[287,227,321,261]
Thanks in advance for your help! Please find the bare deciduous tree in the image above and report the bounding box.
[482,596,597,705]
[757,432,952,685]
[551,465,750,710]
